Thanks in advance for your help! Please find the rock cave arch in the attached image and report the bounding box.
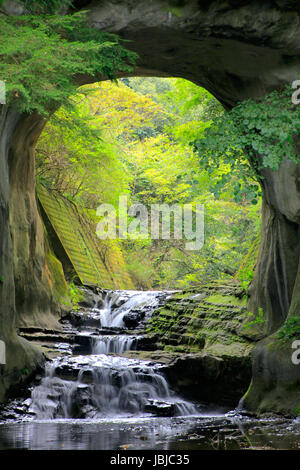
[2,0,300,411]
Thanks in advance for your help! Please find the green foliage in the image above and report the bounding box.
[238,267,254,292]
[0,12,136,115]
[235,234,260,292]
[194,85,300,204]
[125,255,156,289]
[37,77,261,289]
[118,78,261,288]
[18,0,73,13]
[293,405,300,416]
[243,308,265,329]
[36,92,129,209]
[69,281,84,311]
[276,316,300,342]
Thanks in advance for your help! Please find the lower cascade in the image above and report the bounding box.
[92,335,141,355]
[30,355,197,419]
[28,290,198,420]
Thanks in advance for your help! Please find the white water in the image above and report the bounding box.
[92,335,141,355]
[29,355,197,419]
[98,290,161,328]
[29,290,198,420]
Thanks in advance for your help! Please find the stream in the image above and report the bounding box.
[0,290,300,450]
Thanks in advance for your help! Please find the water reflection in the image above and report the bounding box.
[1,414,300,450]
[0,417,200,450]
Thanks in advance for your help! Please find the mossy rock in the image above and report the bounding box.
[205,294,247,307]
[37,184,134,289]
[147,282,254,356]
[43,225,72,312]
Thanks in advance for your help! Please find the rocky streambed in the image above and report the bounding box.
[1,284,299,450]
[14,284,255,408]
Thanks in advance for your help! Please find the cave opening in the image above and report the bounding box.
[34,76,261,293]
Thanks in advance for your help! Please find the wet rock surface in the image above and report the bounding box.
[2,286,300,449]
[12,285,255,410]
[144,399,176,417]
[123,309,145,328]
[4,291,198,420]
[25,354,197,419]
[146,283,253,353]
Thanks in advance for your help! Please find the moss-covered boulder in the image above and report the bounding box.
[140,282,256,406]
[147,282,253,355]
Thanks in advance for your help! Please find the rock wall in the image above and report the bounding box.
[129,282,254,406]
[0,107,133,401]
[37,184,134,290]
[146,283,251,354]
[0,108,46,402]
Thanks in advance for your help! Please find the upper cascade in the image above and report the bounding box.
[95,290,168,329]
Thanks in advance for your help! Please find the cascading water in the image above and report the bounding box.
[98,290,162,328]
[90,290,165,354]
[28,290,198,421]
[92,335,141,355]
[30,355,197,419]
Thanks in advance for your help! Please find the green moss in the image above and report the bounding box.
[276,316,300,343]
[172,291,195,300]
[235,235,260,290]
[168,7,183,17]
[266,340,277,351]
[44,231,72,308]
[68,281,85,311]
[205,294,246,306]
[162,344,198,353]
[242,308,265,331]
[147,283,252,356]
[194,331,206,348]
[38,184,134,289]
[241,378,253,401]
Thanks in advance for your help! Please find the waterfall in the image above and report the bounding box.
[28,289,198,420]
[29,355,198,419]
[92,335,141,355]
[98,290,161,328]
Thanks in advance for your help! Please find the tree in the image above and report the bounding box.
[193,85,300,204]
[37,77,261,289]
[0,12,136,115]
